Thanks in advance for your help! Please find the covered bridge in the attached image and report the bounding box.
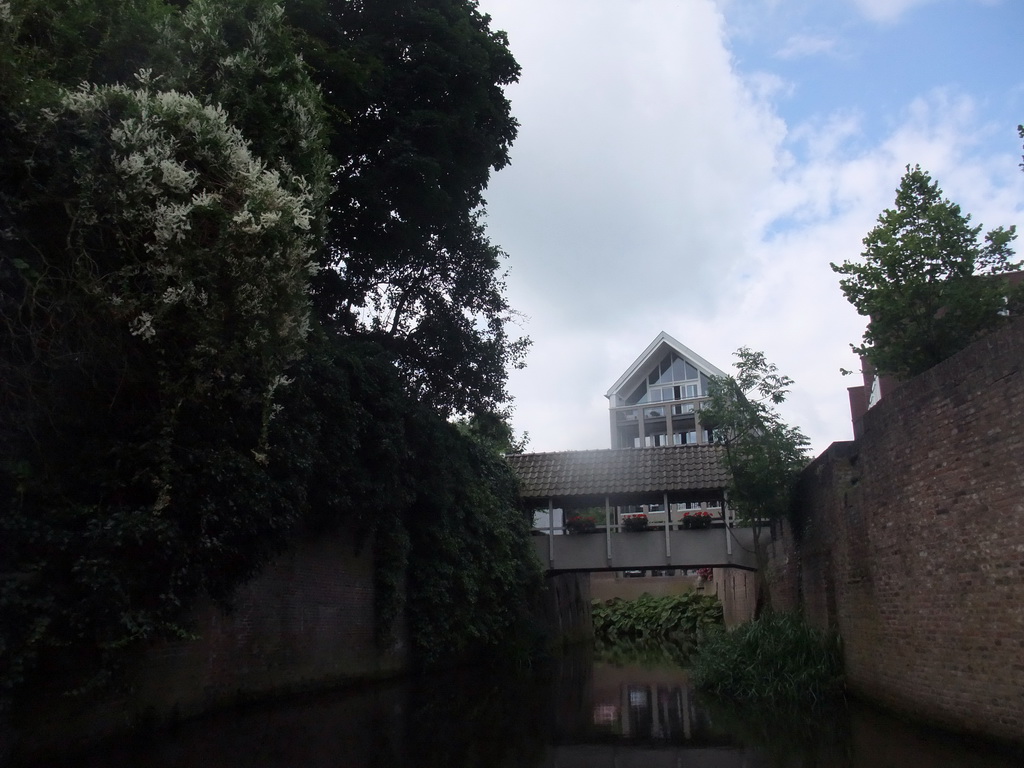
[505,445,757,573]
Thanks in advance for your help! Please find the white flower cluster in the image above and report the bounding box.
[56,78,320,416]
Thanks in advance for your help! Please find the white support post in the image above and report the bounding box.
[723,492,732,556]
[663,491,671,560]
[605,496,612,563]
[548,498,555,566]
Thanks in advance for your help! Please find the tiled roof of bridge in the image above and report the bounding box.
[505,445,729,501]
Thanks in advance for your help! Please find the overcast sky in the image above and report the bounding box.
[476,0,1024,457]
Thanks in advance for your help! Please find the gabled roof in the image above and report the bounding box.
[605,331,727,399]
[506,444,729,504]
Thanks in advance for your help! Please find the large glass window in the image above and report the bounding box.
[625,381,647,405]
[625,351,705,406]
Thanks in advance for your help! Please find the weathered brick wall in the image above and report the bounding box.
[772,317,1024,745]
[544,572,593,646]
[16,530,407,759]
[590,572,697,602]
[711,568,757,627]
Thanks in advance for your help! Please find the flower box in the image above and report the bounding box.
[565,516,597,535]
[622,513,649,532]
[682,510,713,529]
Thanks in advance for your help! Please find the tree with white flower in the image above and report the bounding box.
[1,0,330,696]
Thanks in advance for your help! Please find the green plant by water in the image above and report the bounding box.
[690,611,844,706]
[592,592,723,643]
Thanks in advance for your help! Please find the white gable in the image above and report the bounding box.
[605,331,726,401]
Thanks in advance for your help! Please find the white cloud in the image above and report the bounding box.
[483,0,786,326]
[849,0,1001,23]
[775,34,837,60]
[849,0,936,23]
[479,0,1024,459]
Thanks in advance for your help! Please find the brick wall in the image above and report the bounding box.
[543,572,593,646]
[590,572,698,602]
[16,530,407,759]
[772,317,1024,745]
[711,568,757,627]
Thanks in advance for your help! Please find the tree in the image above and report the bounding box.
[702,349,809,613]
[1,0,330,696]
[1,0,539,704]
[287,0,530,416]
[831,165,1021,379]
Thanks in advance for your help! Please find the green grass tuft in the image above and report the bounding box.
[690,612,844,706]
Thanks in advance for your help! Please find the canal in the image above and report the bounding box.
[25,647,1023,767]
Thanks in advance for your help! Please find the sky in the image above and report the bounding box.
[475,0,1024,457]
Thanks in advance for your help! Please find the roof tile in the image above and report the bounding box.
[506,445,729,502]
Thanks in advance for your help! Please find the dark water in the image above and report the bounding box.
[23,648,1023,768]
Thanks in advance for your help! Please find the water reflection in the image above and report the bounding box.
[20,648,1023,768]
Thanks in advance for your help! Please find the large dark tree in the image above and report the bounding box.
[832,165,1021,378]
[289,0,529,415]
[1,0,538,707]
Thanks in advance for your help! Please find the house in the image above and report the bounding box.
[605,331,727,450]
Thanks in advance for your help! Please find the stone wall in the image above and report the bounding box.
[590,572,697,602]
[543,572,593,646]
[772,317,1024,745]
[711,568,757,627]
[15,531,406,761]
[14,532,594,762]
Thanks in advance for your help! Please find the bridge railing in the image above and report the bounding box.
[530,521,758,573]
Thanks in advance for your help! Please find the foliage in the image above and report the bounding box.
[1,0,329,698]
[682,510,713,529]
[690,612,844,706]
[564,515,597,534]
[591,593,723,646]
[696,567,714,581]
[402,410,544,668]
[832,165,1021,378]
[287,0,530,417]
[701,349,809,605]
[1,0,537,704]
[622,513,649,532]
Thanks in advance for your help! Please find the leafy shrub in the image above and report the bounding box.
[622,513,648,532]
[690,612,844,706]
[592,592,723,644]
[682,510,713,529]
[565,516,596,534]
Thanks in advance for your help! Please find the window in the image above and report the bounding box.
[672,403,695,416]
[644,407,665,419]
[626,381,648,406]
